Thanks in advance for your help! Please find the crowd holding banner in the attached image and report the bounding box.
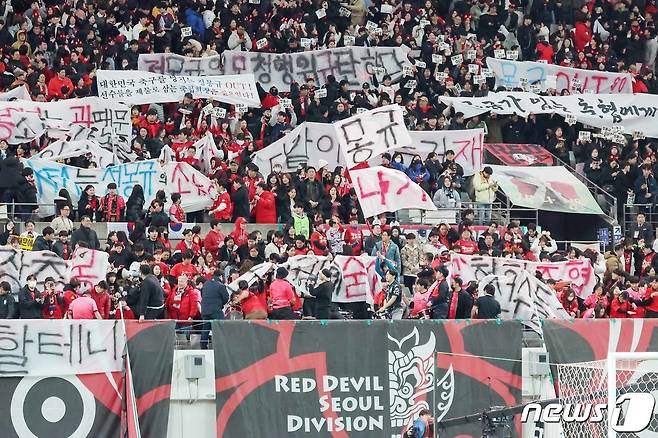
[0,0,657,337]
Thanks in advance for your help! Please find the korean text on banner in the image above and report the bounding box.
[25,158,164,217]
[251,124,484,176]
[351,166,436,218]
[440,92,658,137]
[486,57,632,94]
[96,70,260,107]
[164,161,214,212]
[223,46,412,90]
[335,105,411,169]
[451,253,596,298]
[0,248,69,293]
[66,248,110,288]
[0,320,124,376]
[138,53,224,76]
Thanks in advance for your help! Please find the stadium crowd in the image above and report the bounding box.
[0,0,657,328]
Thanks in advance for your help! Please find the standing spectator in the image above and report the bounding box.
[67,289,103,320]
[100,183,126,222]
[471,284,501,319]
[40,278,63,319]
[231,179,250,222]
[137,265,165,321]
[473,166,498,225]
[629,213,654,245]
[166,274,201,340]
[429,267,450,319]
[372,229,401,274]
[50,205,74,235]
[126,184,145,222]
[309,269,334,319]
[19,274,42,319]
[377,269,404,320]
[209,182,233,222]
[0,281,16,319]
[269,267,297,320]
[200,270,230,349]
[252,183,276,223]
[47,66,74,100]
[77,185,101,222]
[634,164,658,207]
[401,233,422,293]
[90,281,111,320]
[169,193,185,224]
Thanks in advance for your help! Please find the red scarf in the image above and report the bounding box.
[62,243,70,260]
[448,288,459,319]
[103,194,122,222]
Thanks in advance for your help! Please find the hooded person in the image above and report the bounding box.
[230,217,249,247]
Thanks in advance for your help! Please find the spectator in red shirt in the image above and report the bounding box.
[574,19,592,52]
[170,251,199,279]
[175,230,201,257]
[610,291,636,318]
[140,109,162,138]
[100,183,126,222]
[169,193,186,224]
[233,281,268,320]
[41,277,63,319]
[203,219,225,259]
[454,229,478,255]
[252,183,276,223]
[560,288,580,318]
[90,281,111,320]
[47,66,73,99]
[269,267,297,320]
[209,182,233,222]
[166,273,201,323]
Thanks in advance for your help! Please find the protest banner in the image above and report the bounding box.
[228,255,381,304]
[66,248,110,288]
[0,85,32,101]
[0,111,47,144]
[223,46,412,90]
[486,57,632,94]
[164,161,214,212]
[252,124,484,176]
[34,139,117,168]
[351,166,437,218]
[0,320,124,376]
[440,92,658,136]
[393,129,484,176]
[138,53,223,76]
[484,143,554,166]
[0,248,69,294]
[478,271,569,333]
[489,164,604,215]
[335,105,411,168]
[192,133,223,174]
[96,70,260,107]
[451,253,596,298]
[0,97,131,148]
[25,158,165,217]
[67,125,135,163]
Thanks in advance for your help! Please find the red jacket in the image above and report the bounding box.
[203,229,225,257]
[166,285,201,321]
[139,119,162,138]
[47,75,74,99]
[253,190,276,223]
[455,239,478,255]
[90,290,111,319]
[535,42,554,63]
[211,191,233,221]
[175,240,201,257]
[574,22,592,51]
[610,298,632,318]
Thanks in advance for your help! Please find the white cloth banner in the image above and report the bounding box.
[0,85,32,101]
[486,57,633,94]
[164,161,214,212]
[441,92,658,137]
[479,271,569,333]
[0,248,69,294]
[228,255,381,304]
[451,253,597,298]
[252,123,483,176]
[351,166,436,217]
[223,46,412,90]
[0,320,124,376]
[0,97,131,148]
[335,105,411,168]
[66,125,135,163]
[34,139,117,168]
[96,70,260,107]
[66,248,110,288]
[193,133,223,174]
[25,158,165,217]
[138,53,224,75]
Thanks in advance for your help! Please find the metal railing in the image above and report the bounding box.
[546,152,618,224]
[0,202,57,221]
[402,202,539,226]
[622,204,658,236]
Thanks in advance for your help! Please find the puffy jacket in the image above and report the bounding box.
[184,8,206,39]
[253,190,276,223]
[166,285,201,321]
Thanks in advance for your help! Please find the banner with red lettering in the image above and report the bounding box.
[451,253,597,298]
[66,248,110,288]
[484,143,554,166]
[164,161,214,212]
[486,57,632,94]
[351,166,436,218]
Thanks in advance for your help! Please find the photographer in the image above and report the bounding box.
[137,264,165,321]
[404,409,433,437]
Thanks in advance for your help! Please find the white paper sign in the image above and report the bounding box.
[316,8,326,18]
[96,70,260,107]
[181,27,192,37]
[380,4,393,13]
[451,54,463,65]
